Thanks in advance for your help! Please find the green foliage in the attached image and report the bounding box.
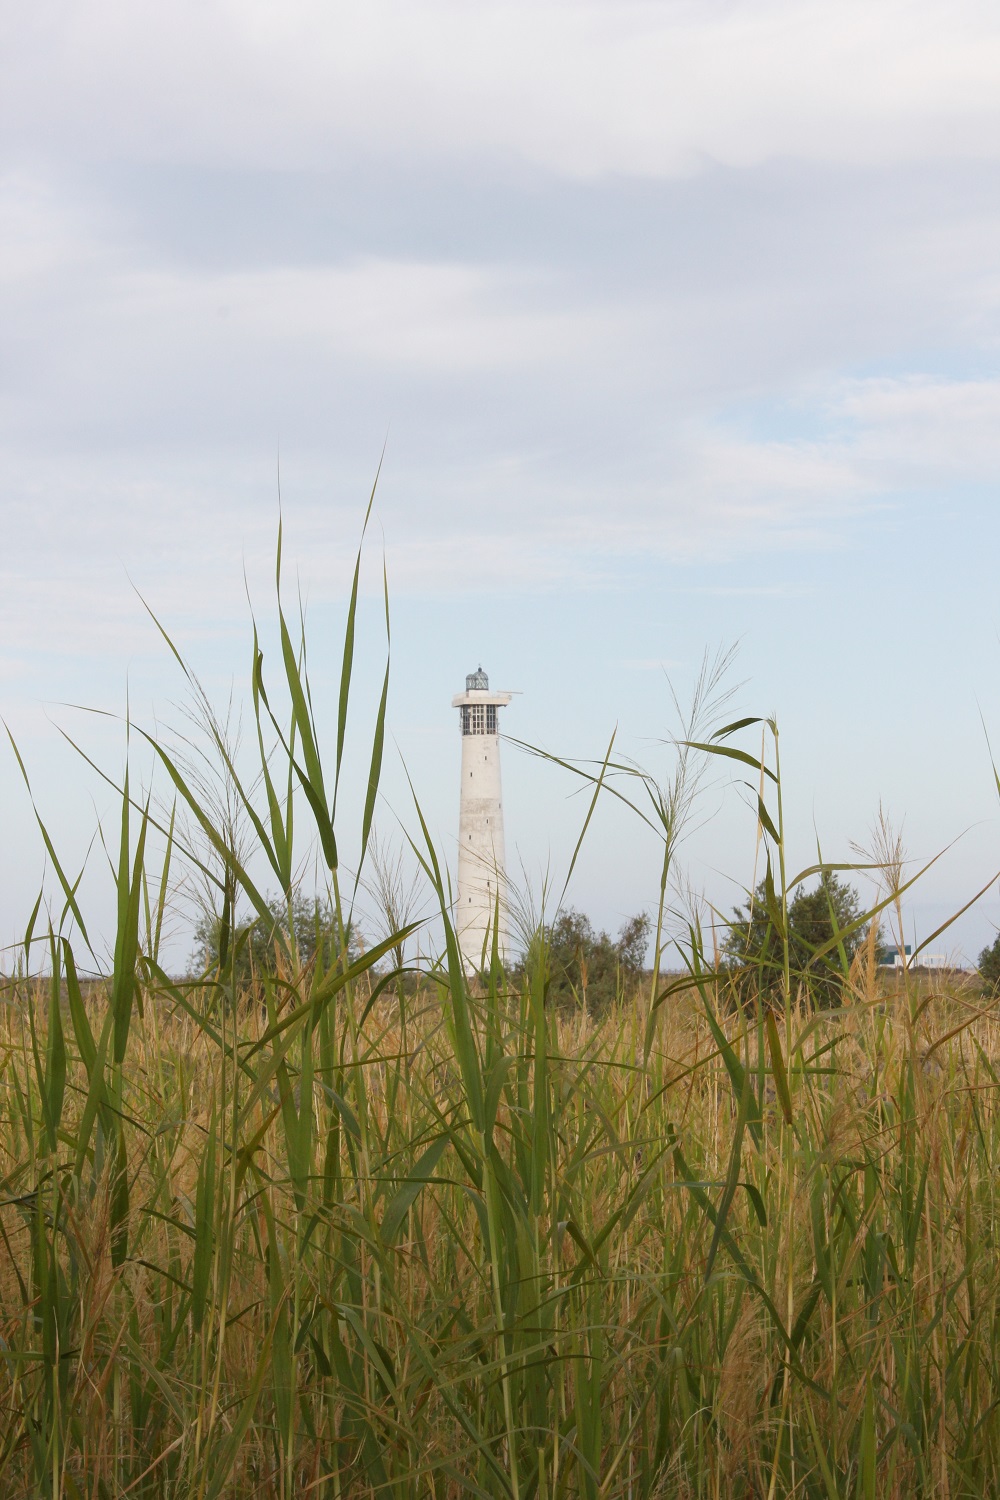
[979,931,1000,993]
[532,906,650,1012]
[192,890,362,986]
[724,869,867,1005]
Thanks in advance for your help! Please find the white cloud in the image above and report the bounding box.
[0,391,891,667]
[0,173,90,281]
[120,259,618,373]
[4,2,1000,179]
[840,374,1000,481]
[3,11,1000,664]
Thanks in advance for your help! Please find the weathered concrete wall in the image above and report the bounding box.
[457,725,507,967]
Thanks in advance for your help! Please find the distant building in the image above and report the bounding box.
[878,944,950,971]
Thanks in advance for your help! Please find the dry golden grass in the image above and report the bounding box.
[3,961,1000,1498]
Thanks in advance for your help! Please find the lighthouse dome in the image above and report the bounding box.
[466,666,489,692]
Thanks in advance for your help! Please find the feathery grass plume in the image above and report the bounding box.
[360,829,427,976]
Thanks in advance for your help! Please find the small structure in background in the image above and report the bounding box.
[878,944,950,971]
[452,667,513,971]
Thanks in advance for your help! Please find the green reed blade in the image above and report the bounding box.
[6,726,92,951]
[572,1287,603,1500]
[803,1394,841,1500]
[406,775,485,1133]
[504,733,661,836]
[909,867,1000,965]
[381,1135,448,1245]
[332,452,381,820]
[807,847,952,966]
[681,737,778,781]
[27,972,50,1155]
[43,939,66,1154]
[765,1008,793,1125]
[711,716,766,740]
[203,1315,275,1500]
[277,604,332,845]
[250,626,293,890]
[54,721,222,896]
[688,947,762,1147]
[23,888,43,965]
[705,1058,752,1282]
[62,940,94,1077]
[71,1008,115,1181]
[753,789,780,845]
[557,727,617,916]
[785,859,884,891]
[355,560,391,897]
[110,783,148,1067]
[137,730,281,938]
[110,1118,130,1267]
[191,1103,217,1332]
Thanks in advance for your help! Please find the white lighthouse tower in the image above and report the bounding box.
[452,667,512,970]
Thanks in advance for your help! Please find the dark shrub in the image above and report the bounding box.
[978,932,1000,994]
[723,871,866,1007]
[535,907,650,1013]
[192,891,360,990]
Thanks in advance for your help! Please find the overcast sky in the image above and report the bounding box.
[5,1,1000,966]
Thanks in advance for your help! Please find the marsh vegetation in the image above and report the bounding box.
[3,516,1000,1498]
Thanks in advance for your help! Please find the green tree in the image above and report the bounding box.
[535,908,650,1013]
[192,891,361,990]
[724,870,866,1006]
[978,932,1000,994]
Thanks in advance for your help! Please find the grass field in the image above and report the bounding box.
[4,517,1000,1497]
